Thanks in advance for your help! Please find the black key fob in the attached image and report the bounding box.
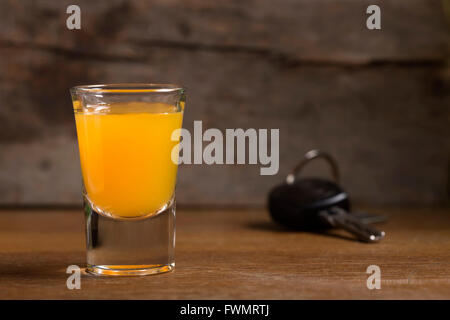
[268,150,385,242]
[269,177,349,230]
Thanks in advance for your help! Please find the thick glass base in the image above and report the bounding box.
[84,198,175,276]
[86,263,175,276]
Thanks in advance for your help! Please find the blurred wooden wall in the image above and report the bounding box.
[0,0,449,207]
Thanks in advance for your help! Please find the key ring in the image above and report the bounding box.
[286,149,340,184]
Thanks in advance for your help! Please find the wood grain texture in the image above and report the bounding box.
[0,0,448,62]
[0,0,449,206]
[0,47,448,206]
[0,207,449,299]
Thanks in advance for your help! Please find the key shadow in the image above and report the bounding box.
[246,221,360,242]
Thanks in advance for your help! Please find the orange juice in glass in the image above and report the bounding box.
[70,84,185,276]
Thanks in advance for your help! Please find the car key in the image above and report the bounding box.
[268,150,385,243]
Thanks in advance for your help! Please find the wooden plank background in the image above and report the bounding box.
[0,0,449,206]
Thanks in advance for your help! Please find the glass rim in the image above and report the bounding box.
[70,83,185,94]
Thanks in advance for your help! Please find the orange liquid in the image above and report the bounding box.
[74,102,183,218]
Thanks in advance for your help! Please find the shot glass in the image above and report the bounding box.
[70,84,185,276]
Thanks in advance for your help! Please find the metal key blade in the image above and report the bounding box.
[318,207,385,243]
[351,211,388,224]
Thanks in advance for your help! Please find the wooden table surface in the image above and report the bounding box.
[0,207,449,299]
